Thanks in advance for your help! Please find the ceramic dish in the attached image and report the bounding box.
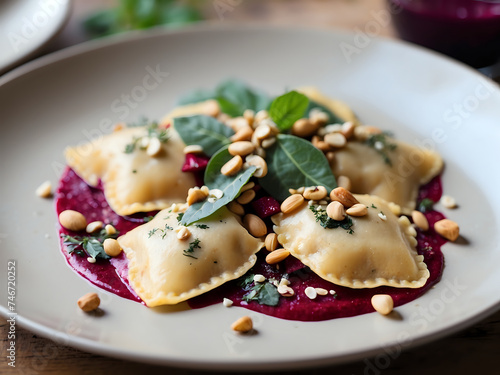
[0,0,71,74]
[1,25,499,370]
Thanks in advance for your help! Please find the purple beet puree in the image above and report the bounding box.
[56,168,447,321]
[56,167,142,303]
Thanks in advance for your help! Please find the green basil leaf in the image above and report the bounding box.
[259,134,337,201]
[306,99,344,124]
[216,80,271,114]
[269,91,309,131]
[178,89,217,105]
[256,282,280,306]
[216,97,242,118]
[173,115,234,156]
[180,148,257,226]
[177,79,270,114]
[83,238,110,260]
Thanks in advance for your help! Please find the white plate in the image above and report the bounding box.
[1,25,500,370]
[0,0,71,74]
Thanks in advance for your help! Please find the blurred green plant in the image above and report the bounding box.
[84,0,203,38]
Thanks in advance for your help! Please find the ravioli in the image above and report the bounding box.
[331,140,443,213]
[65,126,195,216]
[119,207,263,306]
[272,194,429,289]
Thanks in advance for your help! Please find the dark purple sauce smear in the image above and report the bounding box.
[56,168,446,321]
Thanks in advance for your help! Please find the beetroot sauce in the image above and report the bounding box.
[56,168,446,321]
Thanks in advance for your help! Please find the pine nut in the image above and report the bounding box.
[228,141,255,156]
[59,210,87,232]
[265,248,290,264]
[243,109,255,127]
[315,288,328,296]
[354,125,382,140]
[187,187,209,205]
[281,194,305,214]
[176,226,191,240]
[230,127,253,142]
[309,110,329,127]
[277,284,295,297]
[371,294,394,315]
[243,214,267,238]
[303,186,328,201]
[237,189,256,205]
[253,274,266,283]
[228,117,250,132]
[254,110,269,123]
[202,99,220,118]
[254,123,272,140]
[411,210,429,231]
[330,187,359,208]
[346,203,368,217]
[337,175,351,191]
[227,201,245,216]
[241,182,255,192]
[341,121,355,139]
[261,137,276,149]
[105,224,117,235]
[264,233,278,252]
[223,298,233,307]
[86,221,104,233]
[312,136,332,152]
[103,238,122,257]
[183,145,204,154]
[254,147,266,159]
[378,212,387,221]
[327,201,345,221]
[146,137,162,157]
[35,180,52,198]
[245,155,268,178]
[440,195,457,209]
[292,118,318,138]
[77,292,100,312]
[324,132,347,148]
[305,286,317,300]
[324,124,343,134]
[221,155,243,176]
[231,316,253,333]
[434,219,460,241]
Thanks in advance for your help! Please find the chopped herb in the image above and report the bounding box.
[418,198,435,213]
[148,228,159,238]
[132,169,137,173]
[177,212,184,223]
[195,224,209,229]
[183,238,201,259]
[143,215,154,223]
[364,132,397,166]
[239,274,280,306]
[380,211,385,216]
[309,205,354,234]
[164,224,173,231]
[371,204,377,209]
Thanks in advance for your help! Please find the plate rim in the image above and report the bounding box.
[1,24,500,370]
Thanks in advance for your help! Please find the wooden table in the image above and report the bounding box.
[2,1,499,374]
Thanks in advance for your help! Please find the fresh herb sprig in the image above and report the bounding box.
[418,198,435,212]
[309,205,354,234]
[84,0,203,39]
